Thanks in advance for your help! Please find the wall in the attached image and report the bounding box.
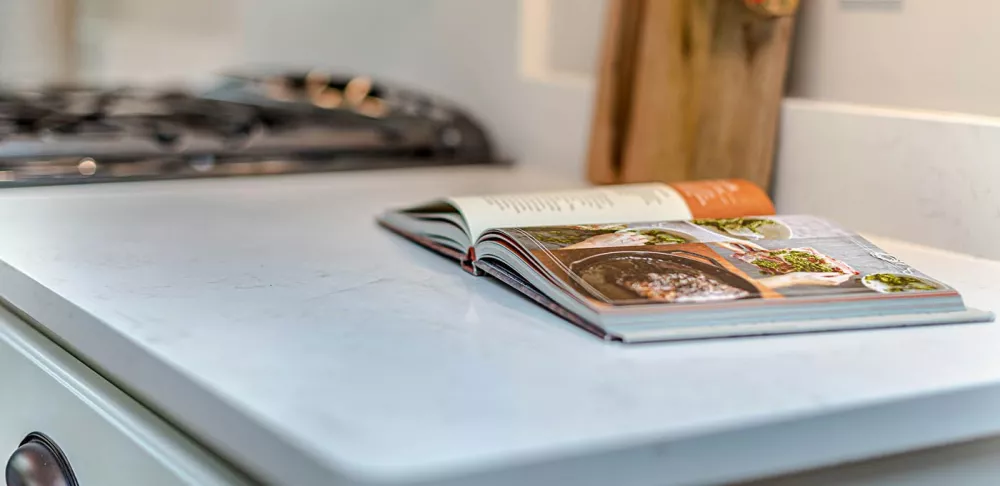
[789,0,1000,117]
[0,0,71,84]
[237,0,601,169]
[74,0,244,86]
[546,0,605,76]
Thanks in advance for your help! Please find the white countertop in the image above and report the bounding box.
[2,166,1000,486]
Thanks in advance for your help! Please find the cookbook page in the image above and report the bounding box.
[452,179,773,241]
[494,215,958,310]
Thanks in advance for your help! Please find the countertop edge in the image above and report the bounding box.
[0,259,345,486]
[3,255,1000,485]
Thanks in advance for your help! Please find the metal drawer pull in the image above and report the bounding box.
[5,433,78,486]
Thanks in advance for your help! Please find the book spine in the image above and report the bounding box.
[474,259,620,342]
[462,247,484,276]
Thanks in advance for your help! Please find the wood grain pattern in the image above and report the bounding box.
[586,0,646,184]
[587,0,797,190]
[690,0,795,186]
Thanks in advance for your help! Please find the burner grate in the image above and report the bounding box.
[0,73,497,186]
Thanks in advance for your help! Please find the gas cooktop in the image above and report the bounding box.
[0,72,496,186]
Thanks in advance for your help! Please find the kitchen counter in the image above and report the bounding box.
[2,166,1000,485]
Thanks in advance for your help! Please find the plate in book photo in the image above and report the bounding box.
[861,273,945,294]
[521,225,696,250]
[691,217,792,241]
[564,227,697,250]
[567,250,761,305]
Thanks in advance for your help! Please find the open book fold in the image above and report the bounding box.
[379,180,993,342]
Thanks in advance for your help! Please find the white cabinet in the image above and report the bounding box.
[0,306,250,485]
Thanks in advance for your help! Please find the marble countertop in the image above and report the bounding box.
[2,166,1000,486]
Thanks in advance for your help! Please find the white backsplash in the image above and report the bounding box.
[774,98,1000,260]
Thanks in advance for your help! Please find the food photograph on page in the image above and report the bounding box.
[511,216,953,306]
[380,180,990,342]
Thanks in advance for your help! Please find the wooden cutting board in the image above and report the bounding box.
[587,0,799,190]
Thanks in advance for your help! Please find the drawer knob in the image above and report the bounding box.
[5,433,78,486]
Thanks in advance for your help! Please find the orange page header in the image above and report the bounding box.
[668,179,775,219]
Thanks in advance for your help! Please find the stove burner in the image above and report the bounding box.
[0,72,496,186]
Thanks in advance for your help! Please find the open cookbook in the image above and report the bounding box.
[379,180,993,342]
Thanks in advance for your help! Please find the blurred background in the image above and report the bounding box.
[3,0,1000,260]
[2,0,999,168]
[0,0,607,171]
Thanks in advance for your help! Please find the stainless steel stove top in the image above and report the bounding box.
[0,72,496,186]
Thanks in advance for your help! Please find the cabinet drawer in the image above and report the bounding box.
[0,305,252,485]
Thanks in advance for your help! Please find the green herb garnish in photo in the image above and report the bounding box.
[635,230,687,245]
[750,258,783,272]
[693,218,775,235]
[524,228,617,246]
[771,250,836,273]
[865,273,937,292]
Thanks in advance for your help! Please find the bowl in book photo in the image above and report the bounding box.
[562,227,697,250]
[861,273,945,294]
[522,225,695,250]
[620,226,696,244]
[520,225,627,250]
[567,250,761,305]
[691,217,792,241]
